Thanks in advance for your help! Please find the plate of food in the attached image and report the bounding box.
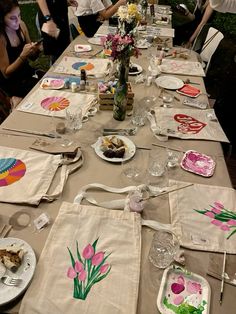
[157,265,211,314]
[155,75,184,90]
[129,63,143,76]
[40,78,65,90]
[0,237,36,306]
[180,150,216,177]
[92,135,136,162]
[74,44,92,53]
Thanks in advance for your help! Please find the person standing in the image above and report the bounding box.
[73,0,126,38]
[0,0,42,98]
[37,0,78,63]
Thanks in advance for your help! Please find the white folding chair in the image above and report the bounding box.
[199,27,224,74]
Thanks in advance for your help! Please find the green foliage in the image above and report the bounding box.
[20,3,50,71]
[20,3,39,41]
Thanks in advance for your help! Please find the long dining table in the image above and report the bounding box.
[0,17,235,314]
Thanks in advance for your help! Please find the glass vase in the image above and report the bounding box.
[113,57,130,121]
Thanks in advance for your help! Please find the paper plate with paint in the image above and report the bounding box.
[181,150,216,177]
[74,44,92,53]
[157,265,211,314]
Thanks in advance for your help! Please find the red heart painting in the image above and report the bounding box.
[174,114,206,134]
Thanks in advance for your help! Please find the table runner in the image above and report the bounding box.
[154,108,229,142]
[0,146,64,205]
[169,180,236,254]
[17,88,96,118]
[19,202,141,314]
[52,56,112,77]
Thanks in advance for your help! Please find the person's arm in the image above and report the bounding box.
[36,0,58,36]
[98,0,126,20]
[187,4,214,46]
[0,32,37,78]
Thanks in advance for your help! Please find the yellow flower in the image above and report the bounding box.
[128,4,141,21]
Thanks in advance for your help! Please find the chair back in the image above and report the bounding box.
[200,27,224,73]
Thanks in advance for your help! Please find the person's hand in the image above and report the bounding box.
[41,21,60,38]
[183,41,192,49]
[67,0,78,7]
[118,0,127,5]
[20,43,38,59]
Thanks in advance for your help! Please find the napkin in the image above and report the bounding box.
[30,138,80,155]
[177,84,201,97]
[207,253,236,286]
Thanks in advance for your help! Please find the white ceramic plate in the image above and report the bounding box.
[129,64,143,76]
[157,265,211,314]
[155,75,184,90]
[93,135,136,163]
[0,237,36,306]
[74,44,92,53]
[87,35,107,46]
[40,78,65,90]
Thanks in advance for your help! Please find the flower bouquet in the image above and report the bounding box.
[103,3,140,120]
[67,238,111,300]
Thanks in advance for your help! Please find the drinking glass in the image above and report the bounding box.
[149,230,180,269]
[147,166,169,196]
[148,149,167,176]
[167,149,180,169]
[122,149,146,182]
[66,108,82,133]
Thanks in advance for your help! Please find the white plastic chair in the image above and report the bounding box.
[199,27,224,74]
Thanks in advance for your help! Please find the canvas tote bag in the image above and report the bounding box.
[169,180,236,254]
[19,201,142,314]
[0,146,83,205]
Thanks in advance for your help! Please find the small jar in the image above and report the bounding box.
[71,82,77,92]
[79,80,85,91]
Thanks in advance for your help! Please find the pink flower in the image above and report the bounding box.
[100,263,109,274]
[67,266,77,279]
[78,269,87,282]
[205,211,215,218]
[211,207,222,214]
[211,219,222,226]
[187,281,202,294]
[214,202,224,210]
[92,252,104,266]
[82,244,94,260]
[221,225,230,231]
[74,260,83,273]
[227,219,236,226]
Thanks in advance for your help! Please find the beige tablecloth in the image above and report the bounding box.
[0,32,234,314]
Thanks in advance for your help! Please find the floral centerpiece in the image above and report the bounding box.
[103,3,140,121]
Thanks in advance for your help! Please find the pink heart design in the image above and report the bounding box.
[187,281,202,294]
[174,114,206,134]
[171,283,185,294]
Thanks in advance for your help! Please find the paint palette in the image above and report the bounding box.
[181,150,216,177]
[157,265,211,314]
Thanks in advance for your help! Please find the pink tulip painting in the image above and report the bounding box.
[194,201,236,239]
[67,238,111,300]
[82,244,94,260]
[92,252,104,266]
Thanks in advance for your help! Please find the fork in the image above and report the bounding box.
[1,275,22,286]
